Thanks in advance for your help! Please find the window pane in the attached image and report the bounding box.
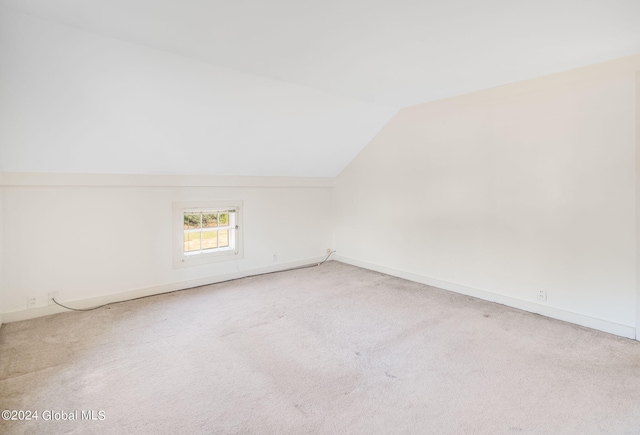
[202,213,218,228]
[218,229,229,248]
[184,213,200,230]
[184,231,201,252]
[201,230,218,250]
[219,213,229,226]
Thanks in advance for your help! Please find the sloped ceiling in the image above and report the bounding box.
[1,1,640,176]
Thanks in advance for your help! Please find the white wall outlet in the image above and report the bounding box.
[48,291,60,306]
[537,289,547,301]
[27,296,37,309]
[272,253,277,262]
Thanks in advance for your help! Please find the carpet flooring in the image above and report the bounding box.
[1,261,640,434]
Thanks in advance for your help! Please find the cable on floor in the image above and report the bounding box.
[52,250,336,312]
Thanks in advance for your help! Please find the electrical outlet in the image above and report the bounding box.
[48,291,60,306]
[27,296,37,309]
[537,289,547,301]
[326,248,333,254]
[272,253,277,262]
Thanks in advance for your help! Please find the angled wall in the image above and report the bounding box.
[334,55,640,338]
[0,7,396,177]
[0,6,373,322]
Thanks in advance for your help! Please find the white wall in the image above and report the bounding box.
[636,71,640,338]
[0,174,332,319]
[0,6,396,177]
[0,7,343,322]
[1,5,639,339]
[334,55,640,338]
[0,178,4,326]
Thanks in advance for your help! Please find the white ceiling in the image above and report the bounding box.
[2,0,640,108]
[2,1,640,177]
[0,8,396,176]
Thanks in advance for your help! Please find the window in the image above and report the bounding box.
[173,201,243,267]
[183,209,236,254]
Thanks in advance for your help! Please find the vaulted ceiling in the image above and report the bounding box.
[2,1,640,176]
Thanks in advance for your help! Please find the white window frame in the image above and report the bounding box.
[173,201,243,268]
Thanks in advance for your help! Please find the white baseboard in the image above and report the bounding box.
[1,256,327,323]
[334,255,636,340]
[6,254,635,340]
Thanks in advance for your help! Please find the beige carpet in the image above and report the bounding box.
[1,261,640,434]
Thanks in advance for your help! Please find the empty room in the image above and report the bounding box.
[2,0,640,433]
